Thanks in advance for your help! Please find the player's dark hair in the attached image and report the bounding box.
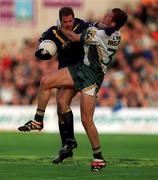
[112,8,128,30]
[59,7,75,21]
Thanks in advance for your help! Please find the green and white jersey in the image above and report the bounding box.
[81,27,121,74]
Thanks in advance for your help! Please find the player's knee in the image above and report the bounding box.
[40,76,50,89]
[81,115,92,129]
[57,96,69,112]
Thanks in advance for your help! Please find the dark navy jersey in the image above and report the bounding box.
[39,18,90,68]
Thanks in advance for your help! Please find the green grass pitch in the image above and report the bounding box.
[0,132,158,180]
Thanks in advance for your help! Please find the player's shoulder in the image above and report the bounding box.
[112,30,121,36]
[45,25,58,32]
[74,18,90,29]
[40,25,58,41]
[74,18,85,24]
[96,28,120,38]
[87,27,107,39]
[109,30,121,40]
[86,26,98,32]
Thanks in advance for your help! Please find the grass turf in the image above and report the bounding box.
[0,132,158,180]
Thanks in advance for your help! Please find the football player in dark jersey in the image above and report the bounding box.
[18,7,127,171]
[18,7,91,163]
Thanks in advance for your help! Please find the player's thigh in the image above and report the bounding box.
[42,68,74,89]
[80,93,96,121]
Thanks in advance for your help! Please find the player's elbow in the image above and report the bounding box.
[70,38,77,42]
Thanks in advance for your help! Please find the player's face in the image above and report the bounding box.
[102,11,114,27]
[61,15,74,31]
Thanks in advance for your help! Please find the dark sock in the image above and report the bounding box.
[34,108,45,122]
[93,146,104,159]
[58,119,68,147]
[62,110,74,140]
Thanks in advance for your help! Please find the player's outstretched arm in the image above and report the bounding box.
[60,27,81,42]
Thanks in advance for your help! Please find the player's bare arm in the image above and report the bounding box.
[60,27,81,42]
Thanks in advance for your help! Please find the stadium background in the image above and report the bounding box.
[0,1,158,180]
[0,0,158,133]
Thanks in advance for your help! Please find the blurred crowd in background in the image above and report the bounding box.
[0,0,158,109]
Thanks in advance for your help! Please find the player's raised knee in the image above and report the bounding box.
[40,76,51,89]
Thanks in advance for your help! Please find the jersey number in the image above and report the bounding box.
[108,48,116,61]
[85,29,96,42]
[106,48,116,65]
